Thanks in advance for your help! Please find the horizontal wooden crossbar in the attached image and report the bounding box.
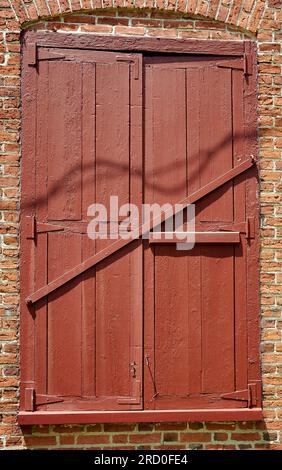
[149,231,240,244]
[26,157,255,305]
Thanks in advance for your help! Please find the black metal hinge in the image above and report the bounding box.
[221,381,261,408]
[27,43,37,66]
[25,388,64,411]
[216,54,250,76]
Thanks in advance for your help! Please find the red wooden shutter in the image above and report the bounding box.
[143,53,261,413]
[20,34,260,423]
[21,46,143,412]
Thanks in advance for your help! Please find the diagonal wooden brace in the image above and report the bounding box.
[26,157,255,305]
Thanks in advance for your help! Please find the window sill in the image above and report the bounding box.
[18,408,263,425]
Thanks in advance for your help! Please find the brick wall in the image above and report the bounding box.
[0,0,281,450]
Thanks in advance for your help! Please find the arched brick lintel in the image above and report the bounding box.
[11,0,266,34]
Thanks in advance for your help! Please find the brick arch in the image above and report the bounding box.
[12,1,265,33]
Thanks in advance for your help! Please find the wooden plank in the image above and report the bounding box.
[24,30,245,56]
[143,63,155,410]
[201,245,235,393]
[95,61,130,214]
[81,62,96,397]
[232,67,248,393]
[149,232,240,244]
[186,67,201,196]
[129,58,143,407]
[46,59,83,397]
[47,60,82,221]
[34,60,49,398]
[20,38,37,411]
[244,41,260,394]
[94,58,143,407]
[198,66,233,222]
[154,246,189,397]
[95,59,131,400]
[18,408,263,425]
[26,157,255,305]
[187,249,202,394]
[47,232,82,396]
[145,63,186,206]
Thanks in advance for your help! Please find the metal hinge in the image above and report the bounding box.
[216,54,250,76]
[116,55,140,80]
[25,388,64,411]
[27,42,37,66]
[221,382,261,408]
[26,216,64,239]
[219,217,255,240]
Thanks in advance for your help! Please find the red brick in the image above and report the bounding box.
[112,434,128,444]
[24,436,57,447]
[60,435,75,445]
[129,433,162,444]
[104,423,135,432]
[115,26,145,35]
[180,433,211,442]
[155,422,187,431]
[77,435,110,445]
[64,15,97,24]
[231,432,262,441]
[206,422,236,430]
[214,432,228,441]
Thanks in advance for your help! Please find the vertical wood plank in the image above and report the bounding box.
[81,62,96,397]
[201,245,235,392]
[143,64,156,409]
[154,247,189,395]
[20,40,37,409]
[46,60,83,396]
[232,68,248,392]
[47,61,82,221]
[244,41,260,390]
[146,66,187,206]
[34,60,49,396]
[47,232,82,396]
[198,67,233,222]
[187,249,202,394]
[95,62,130,215]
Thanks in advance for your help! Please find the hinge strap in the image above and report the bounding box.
[221,382,261,407]
[26,217,65,239]
[24,388,64,410]
[35,394,64,406]
[216,54,250,76]
[27,43,37,66]
[219,217,255,240]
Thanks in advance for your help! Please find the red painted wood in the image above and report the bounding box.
[20,38,37,411]
[244,42,261,393]
[21,35,260,420]
[148,232,240,243]
[21,47,143,413]
[26,157,254,305]
[143,51,259,412]
[23,30,245,56]
[18,408,263,425]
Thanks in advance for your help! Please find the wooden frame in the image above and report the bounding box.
[20,31,260,424]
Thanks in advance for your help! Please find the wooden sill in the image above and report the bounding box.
[18,408,263,425]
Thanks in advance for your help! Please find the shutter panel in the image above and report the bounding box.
[21,34,260,423]
[143,55,260,411]
[21,47,143,412]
